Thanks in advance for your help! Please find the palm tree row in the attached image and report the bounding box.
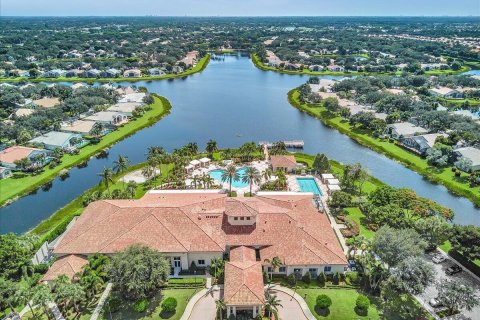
[191,173,215,189]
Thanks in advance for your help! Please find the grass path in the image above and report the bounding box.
[288,88,480,207]
[0,95,172,207]
[0,55,210,83]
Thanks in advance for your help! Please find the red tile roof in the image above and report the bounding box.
[42,254,88,282]
[0,146,44,164]
[54,192,346,266]
[224,246,264,306]
[270,155,297,169]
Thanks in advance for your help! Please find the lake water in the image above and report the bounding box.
[0,53,478,233]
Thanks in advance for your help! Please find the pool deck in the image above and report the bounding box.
[287,174,329,203]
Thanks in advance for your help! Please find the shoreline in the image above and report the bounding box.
[0,55,210,83]
[287,88,480,207]
[251,53,472,77]
[0,94,172,208]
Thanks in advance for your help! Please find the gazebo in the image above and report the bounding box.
[327,184,341,195]
[199,157,211,167]
[190,159,201,169]
[185,164,194,174]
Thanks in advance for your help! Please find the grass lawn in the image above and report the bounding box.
[343,207,375,239]
[296,287,433,320]
[0,56,210,83]
[103,288,197,320]
[0,95,171,207]
[289,89,480,206]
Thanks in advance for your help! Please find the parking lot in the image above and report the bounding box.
[417,251,480,320]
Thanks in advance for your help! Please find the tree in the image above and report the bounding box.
[455,157,473,173]
[316,294,332,309]
[327,191,353,209]
[108,245,170,300]
[215,299,226,320]
[414,216,452,249]
[0,233,35,279]
[33,284,54,320]
[312,153,330,173]
[264,256,282,281]
[221,164,239,194]
[324,97,340,113]
[0,278,17,312]
[210,258,225,279]
[98,167,114,196]
[14,284,38,319]
[371,226,426,269]
[206,139,218,157]
[387,256,434,295]
[436,279,479,316]
[13,157,32,172]
[261,168,272,182]
[126,181,137,199]
[113,155,130,190]
[340,107,351,120]
[356,295,370,312]
[242,166,261,195]
[90,123,104,138]
[264,292,282,318]
[449,225,480,261]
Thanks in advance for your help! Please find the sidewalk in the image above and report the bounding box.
[267,284,316,320]
[91,282,113,320]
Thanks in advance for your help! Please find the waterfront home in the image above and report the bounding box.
[118,92,146,104]
[33,97,61,109]
[44,190,347,318]
[0,166,12,179]
[67,51,82,59]
[454,147,480,171]
[400,133,447,155]
[328,65,345,72]
[308,64,324,72]
[65,69,82,78]
[123,69,142,78]
[115,86,136,96]
[84,111,128,126]
[452,110,480,122]
[60,120,100,136]
[181,51,199,67]
[270,155,297,173]
[387,122,429,139]
[428,87,464,99]
[172,65,184,74]
[100,68,121,78]
[29,131,83,150]
[148,68,166,76]
[71,83,87,90]
[0,146,50,170]
[106,102,142,117]
[14,98,34,109]
[43,69,65,78]
[84,69,101,78]
[12,108,35,118]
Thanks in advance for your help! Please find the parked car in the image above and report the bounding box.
[429,298,444,308]
[445,264,462,275]
[432,253,447,264]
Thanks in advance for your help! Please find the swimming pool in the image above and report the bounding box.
[296,177,322,195]
[209,167,249,188]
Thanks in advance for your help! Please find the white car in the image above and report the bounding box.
[432,254,446,264]
[429,298,444,308]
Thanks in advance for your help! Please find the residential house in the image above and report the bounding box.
[270,155,297,173]
[67,51,82,59]
[100,68,121,78]
[106,102,142,117]
[428,87,464,99]
[44,190,347,319]
[387,122,429,139]
[84,111,128,126]
[148,68,166,76]
[29,131,83,150]
[123,69,142,78]
[308,65,324,72]
[401,133,447,155]
[0,167,12,179]
[181,51,199,67]
[454,147,480,171]
[65,69,83,78]
[172,66,184,74]
[33,97,61,109]
[12,108,35,118]
[328,65,345,72]
[118,92,146,104]
[84,69,101,78]
[60,120,102,136]
[0,146,50,170]
[15,99,35,109]
[43,69,65,78]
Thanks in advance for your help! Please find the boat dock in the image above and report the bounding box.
[258,140,304,149]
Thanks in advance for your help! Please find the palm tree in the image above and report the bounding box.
[242,166,261,195]
[221,164,239,194]
[210,258,225,279]
[146,146,165,160]
[262,168,272,182]
[98,167,114,196]
[264,256,282,282]
[141,165,154,186]
[192,175,200,189]
[14,285,37,320]
[80,271,104,302]
[68,283,85,315]
[206,139,218,157]
[91,123,104,138]
[32,284,54,320]
[215,299,226,320]
[113,155,129,190]
[147,157,160,188]
[264,292,282,319]
[202,173,215,189]
[346,235,367,258]
[126,181,137,199]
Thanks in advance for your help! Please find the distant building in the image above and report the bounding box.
[0,167,12,179]
[84,111,128,126]
[172,65,184,74]
[84,69,101,78]
[270,155,298,173]
[328,65,345,72]
[33,97,61,109]
[148,68,166,76]
[29,131,84,150]
[401,133,447,155]
[454,147,480,171]
[428,87,464,99]
[387,122,429,139]
[123,69,142,78]
[60,120,101,136]
[100,68,121,78]
[0,146,50,170]
[106,102,142,117]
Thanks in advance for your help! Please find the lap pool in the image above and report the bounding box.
[296,177,322,195]
[209,167,249,188]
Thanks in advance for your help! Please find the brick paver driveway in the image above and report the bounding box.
[188,288,221,320]
[270,290,309,320]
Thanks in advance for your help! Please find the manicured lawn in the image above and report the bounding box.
[296,288,432,320]
[344,207,375,239]
[104,288,197,320]
[289,89,480,206]
[0,95,171,207]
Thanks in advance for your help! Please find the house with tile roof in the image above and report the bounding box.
[46,190,347,317]
[387,122,429,139]
[0,146,50,170]
[29,131,84,150]
[270,155,297,173]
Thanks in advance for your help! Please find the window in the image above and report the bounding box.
[309,268,318,273]
[324,266,332,272]
[240,217,245,220]
[234,217,238,220]
[246,217,251,220]
[267,267,272,272]
[294,268,302,274]
[279,267,286,273]
[198,259,205,265]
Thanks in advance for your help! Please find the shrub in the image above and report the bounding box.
[33,263,49,274]
[263,270,270,284]
[455,171,461,177]
[332,272,340,285]
[228,314,236,320]
[106,296,122,313]
[161,297,177,313]
[345,272,359,285]
[133,298,149,313]
[452,167,456,172]
[316,294,332,309]
[302,271,312,284]
[287,273,296,286]
[317,272,326,287]
[356,294,370,311]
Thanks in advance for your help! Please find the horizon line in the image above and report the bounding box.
[1,15,479,18]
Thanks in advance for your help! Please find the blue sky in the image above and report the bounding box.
[2,0,479,16]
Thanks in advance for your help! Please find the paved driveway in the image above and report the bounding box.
[417,252,480,320]
[270,290,309,320]
[188,288,220,320]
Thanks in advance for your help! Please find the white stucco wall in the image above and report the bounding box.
[227,216,256,226]
[187,252,223,268]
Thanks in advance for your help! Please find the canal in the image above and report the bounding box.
[0,53,478,233]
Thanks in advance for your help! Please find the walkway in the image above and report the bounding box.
[187,287,221,320]
[91,282,113,320]
[267,285,316,320]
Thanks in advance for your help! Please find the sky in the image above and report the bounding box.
[1,0,479,16]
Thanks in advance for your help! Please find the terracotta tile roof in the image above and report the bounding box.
[0,146,44,164]
[224,246,264,306]
[270,155,297,169]
[54,192,346,266]
[60,120,96,134]
[42,254,88,282]
[33,97,60,108]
